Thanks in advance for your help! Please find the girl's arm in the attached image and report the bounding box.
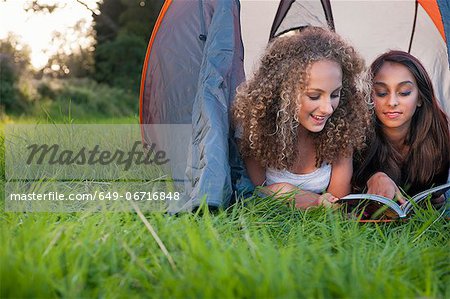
[264,183,336,209]
[327,155,353,198]
[245,157,336,208]
[244,156,266,186]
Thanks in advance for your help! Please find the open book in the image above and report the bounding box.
[338,182,450,220]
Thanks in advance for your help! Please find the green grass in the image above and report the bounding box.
[1,116,449,298]
[3,77,140,122]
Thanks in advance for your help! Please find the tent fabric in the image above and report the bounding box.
[241,0,450,116]
[141,1,204,125]
[185,0,252,208]
[139,0,172,126]
[411,3,450,114]
[419,0,445,41]
[270,0,334,38]
[437,0,450,64]
[140,0,253,210]
[141,0,450,210]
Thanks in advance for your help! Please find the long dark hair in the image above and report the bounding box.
[353,50,450,195]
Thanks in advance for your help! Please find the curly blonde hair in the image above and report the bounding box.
[232,27,371,170]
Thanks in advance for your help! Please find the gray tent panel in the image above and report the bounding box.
[186,0,253,208]
[141,0,254,211]
[142,1,205,124]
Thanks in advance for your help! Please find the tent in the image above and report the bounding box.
[140,0,450,211]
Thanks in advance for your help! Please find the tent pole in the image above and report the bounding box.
[408,0,419,53]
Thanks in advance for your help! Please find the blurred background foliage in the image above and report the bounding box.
[0,0,164,120]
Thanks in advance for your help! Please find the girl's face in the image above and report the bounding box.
[372,62,421,136]
[297,60,342,134]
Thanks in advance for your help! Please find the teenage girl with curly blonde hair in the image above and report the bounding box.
[232,27,371,209]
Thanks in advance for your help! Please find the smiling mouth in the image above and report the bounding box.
[384,112,402,119]
[311,114,328,122]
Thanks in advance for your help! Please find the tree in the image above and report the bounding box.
[0,56,22,111]
[0,34,31,74]
[118,0,163,42]
[93,0,123,43]
[93,0,163,93]
[18,0,97,77]
[44,50,94,78]
[94,34,146,92]
[24,0,60,13]
[0,35,31,112]
[43,20,95,78]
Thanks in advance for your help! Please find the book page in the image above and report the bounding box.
[339,194,406,219]
[402,182,450,214]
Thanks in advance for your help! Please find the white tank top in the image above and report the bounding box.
[265,163,332,194]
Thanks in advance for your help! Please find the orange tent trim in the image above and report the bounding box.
[139,0,173,125]
[418,0,446,42]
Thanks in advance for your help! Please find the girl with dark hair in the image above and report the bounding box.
[353,50,450,203]
[233,27,371,209]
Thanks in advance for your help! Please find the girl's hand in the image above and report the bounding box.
[318,193,339,208]
[367,172,407,204]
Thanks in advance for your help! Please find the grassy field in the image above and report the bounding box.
[1,117,449,298]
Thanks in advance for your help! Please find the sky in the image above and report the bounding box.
[0,0,99,69]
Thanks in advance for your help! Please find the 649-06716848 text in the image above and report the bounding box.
[8,191,180,201]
